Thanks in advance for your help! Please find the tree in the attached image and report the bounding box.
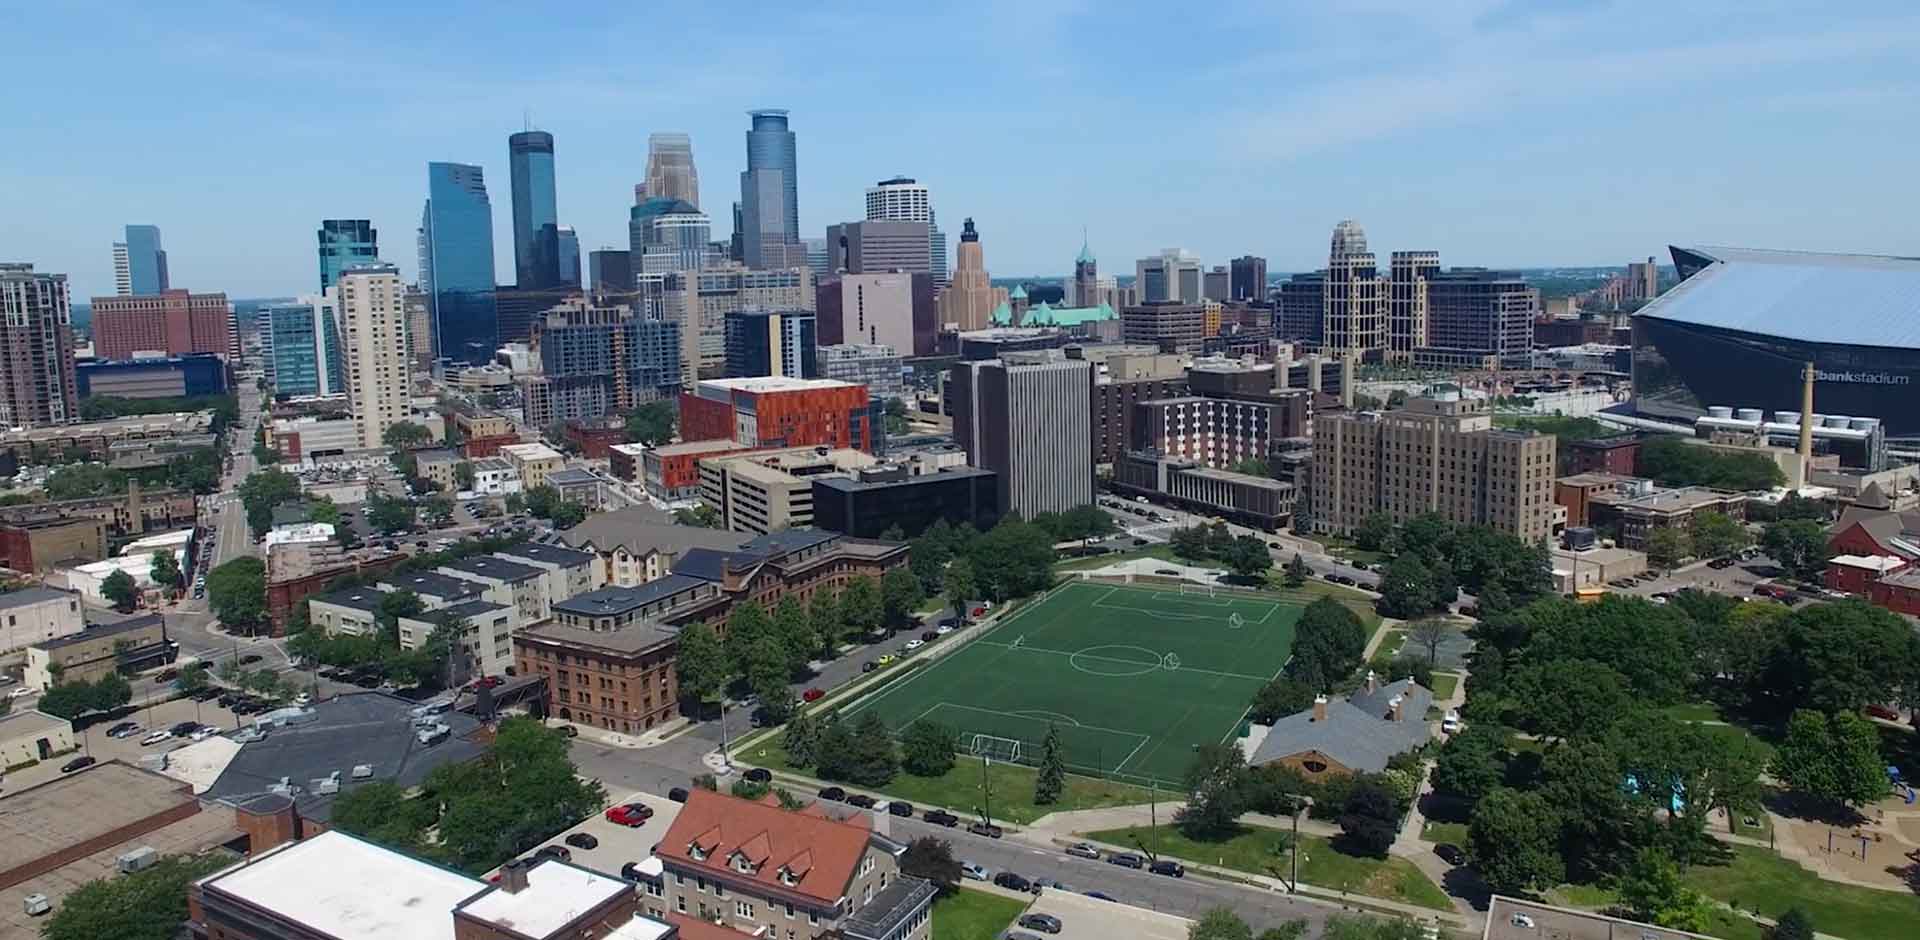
[1284,597,1367,690]
[454,461,476,491]
[900,719,957,776]
[374,590,425,646]
[1772,709,1888,812]
[880,567,924,629]
[771,596,814,675]
[1761,519,1832,583]
[1222,535,1272,581]
[1468,788,1565,895]
[366,492,416,534]
[1761,599,1912,714]
[943,557,976,620]
[308,499,343,526]
[39,854,232,940]
[1691,511,1750,560]
[549,500,587,529]
[900,836,962,895]
[382,421,431,449]
[1771,908,1815,940]
[1637,434,1784,490]
[725,602,773,675]
[1409,619,1451,667]
[1337,780,1401,857]
[624,400,677,446]
[1432,725,1508,804]
[746,633,794,723]
[1175,743,1249,838]
[672,503,722,528]
[840,575,883,638]
[523,484,561,519]
[1616,847,1715,932]
[817,713,898,786]
[1189,908,1255,940]
[175,662,211,695]
[808,587,843,655]
[1645,526,1692,571]
[781,710,822,767]
[45,464,127,501]
[1249,677,1316,724]
[968,517,1057,600]
[1353,512,1395,553]
[1508,659,1635,742]
[1283,552,1309,588]
[150,550,183,595]
[505,492,526,514]
[1378,553,1442,618]
[1230,457,1270,477]
[206,557,269,634]
[1035,724,1065,805]
[101,568,141,612]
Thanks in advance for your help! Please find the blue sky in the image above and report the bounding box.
[4,1,1917,298]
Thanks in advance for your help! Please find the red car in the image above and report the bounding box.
[1865,704,1902,722]
[605,803,654,827]
[470,676,503,691]
[801,688,825,702]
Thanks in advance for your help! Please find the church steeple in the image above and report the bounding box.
[1073,227,1099,307]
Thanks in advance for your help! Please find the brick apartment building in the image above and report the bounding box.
[679,377,879,452]
[90,289,232,361]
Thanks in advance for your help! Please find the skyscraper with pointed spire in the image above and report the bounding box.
[1073,234,1098,307]
[936,218,1007,332]
[640,133,700,208]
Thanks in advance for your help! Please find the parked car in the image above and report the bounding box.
[994,872,1032,892]
[564,832,599,850]
[935,625,954,636]
[846,794,877,809]
[190,727,217,741]
[1148,859,1184,877]
[818,786,846,802]
[1064,842,1102,860]
[606,803,654,826]
[535,845,571,862]
[967,821,1004,839]
[140,730,173,747]
[1865,704,1902,722]
[743,767,772,783]
[923,809,960,827]
[887,801,914,817]
[920,631,937,642]
[877,654,897,665]
[106,721,141,738]
[1106,852,1145,869]
[239,653,263,665]
[620,861,647,881]
[1435,843,1467,865]
[1510,913,1535,929]
[861,661,878,674]
[903,640,924,651]
[1017,913,1064,934]
[667,787,690,803]
[156,668,179,683]
[170,721,201,736]
[801,687,825,702]
[960,862,989,881]
[60,755,97,773]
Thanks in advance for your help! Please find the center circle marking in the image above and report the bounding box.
[1069,645,1165,677]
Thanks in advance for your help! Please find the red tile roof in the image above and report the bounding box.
[656,789,871,906]
[667,913,760,940]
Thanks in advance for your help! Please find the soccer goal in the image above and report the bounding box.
[969,734,1023,764]
[1179,583,1216,598]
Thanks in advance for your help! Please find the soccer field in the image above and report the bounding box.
[839,580,1300,786]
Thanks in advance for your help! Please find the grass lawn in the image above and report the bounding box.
[743,735,1159,826]
[1086,824,1453,911]
[1053,544,1177,571]
[931,888,1028,940]
[1663,702,1726,723]
[1684,845,1920,940]
[1322,536,1388,567]
[1430,673,1460,700]
[1419,820,1470,845]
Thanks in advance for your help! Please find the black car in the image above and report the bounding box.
[993,872,1032,892]
[861,661,878,673]
[1435,843,1467,866]
[667,787,690,803]
[1017,913,1064,934]
[216,694,239,708]
[1148,859,1184,877]
[239,653,264,665]
[1106,852,1145,869]
[967,821,1004,839]
[61,755,97,773]
[743,767,772,783]
[846,794,877,809]
[818,786,846,802]
[534,845,571,862]
[564,832,599,850]
[920,631,937,642]
[887,801,913,817]
[156,668,179,683]
[923,809,959,827]
[170,721,201,736]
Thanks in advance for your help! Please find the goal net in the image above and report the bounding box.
[1179,583,1215,598]
[969,734,1022,764]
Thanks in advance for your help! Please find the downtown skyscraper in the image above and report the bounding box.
[0,264,79,427]
[738,109,804,269]
[317,220,378,292]
[419,161,498,365]
[110,224,169,295]
[640,133,700,208]
[509,130,560,289]
[863,176,946,282]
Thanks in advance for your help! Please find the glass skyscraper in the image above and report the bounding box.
[317,220,378,292]
[266,297,343,397]
[738,109,800,268]
[120,224,169,294]
[509,131,559,289]
[419,161,498,365]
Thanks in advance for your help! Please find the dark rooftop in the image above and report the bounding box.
[518,621,680,657]
[812,466,993,493]
[439,555,544,584]
[37,613,164,651]
[380,570,485,601]
[740,528,837,556]
[495,541,596,568]
[554,577,709,617]
[546,467,601,486]
[436,599,510,620]
[310,586,391,614]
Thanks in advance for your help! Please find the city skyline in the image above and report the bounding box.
[3,2,1917,298]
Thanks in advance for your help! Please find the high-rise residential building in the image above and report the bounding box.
[631,199,712,274]
[316,220,377,292]
[1203,265,1231,302]
[403,287,433,373]
[865,177,946,283]
[0,263,79,427]
[588,248,633,294]
[817,343,905,399]
[556,225,579,287]
[1137,249,1204,303]
[1073,237,1099,307]
[952,355,1093,519]
[824,219,931,274]
[419,161,498,365]
[90,289,231,360]
[523,298,681,426]
[112,225,168,296]
[724,308,817,379]
[508,130,560,289]
[1626,256,1660,303]
[265,296,344,397]
[1323,220,1386,361]
[639,132,700,207]
[816,271,937,357]
[1311,391,1556,541]
[336,264,411,449]
[1419,268,1539,370]
[738,109,803,269]
[936,219,1008,332]
[1230,255,1267,302]
[1386,250,1438,362]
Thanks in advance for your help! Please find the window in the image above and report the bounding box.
[785,903,794,919]
[808,911,819,926]
[675,896,686,913]
[735,900,755,919]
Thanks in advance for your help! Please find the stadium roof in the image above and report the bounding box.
[1638,246,1920,349]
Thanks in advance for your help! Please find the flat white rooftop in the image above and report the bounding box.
[456,860,631,938]
[698,376,857,393]
[203,830,480,940]
[606,915,676,940]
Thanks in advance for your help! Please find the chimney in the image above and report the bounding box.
[1388,694,1404,722]
[1364,670,1378,694]
[500,859,531,894]
[1311,695,1328,722]
[1798,360,1816,463]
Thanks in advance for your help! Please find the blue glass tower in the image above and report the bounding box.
[266,299,343,396]
[123,224,169,293]
[317,220,378,292]
[509,131,559,288]
[557,225,580,287]
[738,109,799,268]
[420,162,498,365]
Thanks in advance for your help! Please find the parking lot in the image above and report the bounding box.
[502,790,683,881]
[2,693,249,793]
[1016,890,1190,940]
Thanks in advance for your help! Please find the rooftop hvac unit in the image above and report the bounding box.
[312,771,342,796]
[117,847,157,874]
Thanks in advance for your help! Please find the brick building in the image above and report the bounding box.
[637,439,755,500]
[515,592,684,735]
[679,377,879,452]
[89,289,232,361]
[1565,435,1641,476]
[0,516,106,573]
[565,417,629,459]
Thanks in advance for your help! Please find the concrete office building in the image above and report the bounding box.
[936,218,1008,332]
[111,224,168,295]
[0,263,80,428]
[951,355,1093,519]
[818,344,904,399]
[336,264,412,450]
[723,308,816,379]
[1422,268,1539,370]
[816,271,936,357]
[1277,271,1326,345]
[1121,301,1209,354]
[1324,220,1386,362]
[90,288,231,361]
[812,464,999,538]
[699,446,878,534]
[866,176,947,282]
[1311,392,1557,542]
[1136,248,1203,303]
[316,220,377,292]
[1230,255,1268,302]
[826,219,931,275]
[1386,250,1438,362]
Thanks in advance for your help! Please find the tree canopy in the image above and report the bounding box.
[1636,435,1785,490]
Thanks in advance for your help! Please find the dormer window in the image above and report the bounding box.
[688,844,708,861]
[778,867,798,886]
[734,854,754,873]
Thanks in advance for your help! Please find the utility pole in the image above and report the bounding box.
[980,753,994,827]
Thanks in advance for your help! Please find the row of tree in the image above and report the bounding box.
[1168,523,1274,580]
[907,516,1057,606]
[36,671,134,720]
[1175,741,1417,858]
[1363,513,1553,619]
[1637,435,1785,491]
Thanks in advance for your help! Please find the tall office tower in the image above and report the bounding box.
[1136,248,1203,303]
[803,238,830,280]
[403,287,433,374]
[1386,250,1438,362]
[1073,238,1098,307]
[824,220,932,274]
[1203,265,1231,302]
[523,299,682,425]
[1277,273,1326,343]
[1323,220,1386,361]
[419,161,498,365]
[1229,255,1267,302]
[316,220,378,292]
[337,264,411,449]
[556,225,580,287]
[90,289,231,360]
[265,296,344,396]
[663,267,816,381]
[936,219,1008,332]
[0,264,79,427]
[631,200,712,274]
[1310,392,1555,542]
[588,249,634,294]
[112,225,169,295]
[864,177,945,282]
[641,132,700,207]
[1423,268,1539,369]
[1626,256,1659,303]
[951,355,1093,519]
[738,109,803,268]
[508,131,560,289]
[724,308,817,379]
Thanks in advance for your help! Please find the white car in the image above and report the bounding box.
[1509,912,1535,929]
[6,686,32,699]
[960,861,989,881]
[189,727,217,742]
[935,625,954,636]
[904,639,925,651]
[139,730,173,747]
[1441,710,1463,734]
[293,693,311,706]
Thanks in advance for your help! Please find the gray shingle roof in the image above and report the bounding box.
[438,555,544,584]
[311,586,391,614]
[1250,678,1433,773]
[0,586,78,609]
[559,508,747,556]
[554,577,708,616]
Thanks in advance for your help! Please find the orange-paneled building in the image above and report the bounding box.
[679,376,878,452]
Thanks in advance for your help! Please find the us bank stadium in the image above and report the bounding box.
[1631,246,1920,439]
